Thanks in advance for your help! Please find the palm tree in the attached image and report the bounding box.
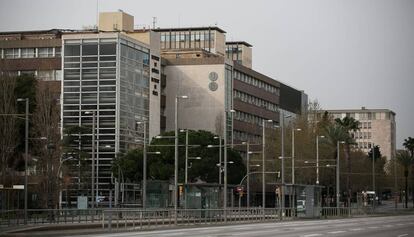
[323,124,350,205]
[396,150,413,208]
[334,117,360,205]
[403,137,414,206]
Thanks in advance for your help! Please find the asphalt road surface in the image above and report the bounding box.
[77,215,414,237]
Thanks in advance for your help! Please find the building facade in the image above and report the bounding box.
[312,108,396,161]
[0,29,62,80]
[60,12,161,205]
[154,27,307,147]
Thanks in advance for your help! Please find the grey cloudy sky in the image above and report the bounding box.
[1,0,413,148]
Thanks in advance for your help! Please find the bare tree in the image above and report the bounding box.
[31,82,61,209]
[0,73,18,188]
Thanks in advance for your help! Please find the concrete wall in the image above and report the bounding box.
[241,44,252,68]
[215,32,226,56]
[164,64,226,136]
[99,12,134,32]
[371,119,394,161]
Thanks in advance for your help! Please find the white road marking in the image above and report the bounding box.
[302,234,323,237]
[398,234,408,237]
[349,228,363,231]
[328,230,346,234]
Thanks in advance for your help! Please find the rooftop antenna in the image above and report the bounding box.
[95,0,99,30]
[152,17,157,29]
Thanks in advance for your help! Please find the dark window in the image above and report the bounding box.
[100,43,116,55]
[151,77,160,83]
[151,55,160,61]
[82,44,98,55]
[64,45,80,56]
[151,68,159,74]
[152,90,158,96]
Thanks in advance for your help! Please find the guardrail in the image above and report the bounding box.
[320,207,375,218]
[0,206,398,230]
[101,208,296,231]
[0,209,103,227]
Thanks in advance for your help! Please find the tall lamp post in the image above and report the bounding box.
[174,95,188,224]
[262,119,273,214]
[291,128,301,184]
[85,111,96,208]
[316,135,325,185]
[136,121,149,209]
[336,141,345,211]
[17,98,29,224]
[223,109,235,222]
[280,113,291,216]
[371,144,378,208]
[213,136,222,184]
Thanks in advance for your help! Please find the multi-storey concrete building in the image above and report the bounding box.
[312,108,396,160]
[60,11,161,205]
[0,29,63,85]
[154,27,307,147]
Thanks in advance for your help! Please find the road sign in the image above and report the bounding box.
[13,185,24,190]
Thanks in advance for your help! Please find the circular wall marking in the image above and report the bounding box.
[209,82,218,91]
[209,72,218,81]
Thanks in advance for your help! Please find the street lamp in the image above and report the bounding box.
[136,121,148,209]
[213,136,222,184]
[280,113,291,216]
[291,128,301,184]
[230,109,236,148]
[371,143,378,209]
[175,95,188,224]
[223,109,235,222]
[262,119,273,213]
[17,98,29,224]
[84,110,96,208]
[316,135,325,185]
[57,156,75,209]
[337,141,345,211]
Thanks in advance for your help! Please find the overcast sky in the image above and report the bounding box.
[1,0,413,148]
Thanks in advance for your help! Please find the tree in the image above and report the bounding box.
[368,145,382,161]
[396,150,413,208]
[114,130,246,185]
[403,137,414,156]
[403,136,414,206]
[0,74,18,189]
[31,82,61,208]
[335,117,360,204]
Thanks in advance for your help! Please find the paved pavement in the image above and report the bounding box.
[77,215,414,237]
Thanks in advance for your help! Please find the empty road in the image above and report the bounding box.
[77,215,414,237]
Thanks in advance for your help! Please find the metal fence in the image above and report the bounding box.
[101,208,296,231]
[0,206,381,230]
[0,209,103,227]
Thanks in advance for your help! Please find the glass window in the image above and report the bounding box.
[37,70,54,80]
[55,47,61,57]
[21,48,35,58]
[64,44,80,56]
[38,47,54,58]
[82,44,98,55]
[4,48,19,58]
[100,43,116,55]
